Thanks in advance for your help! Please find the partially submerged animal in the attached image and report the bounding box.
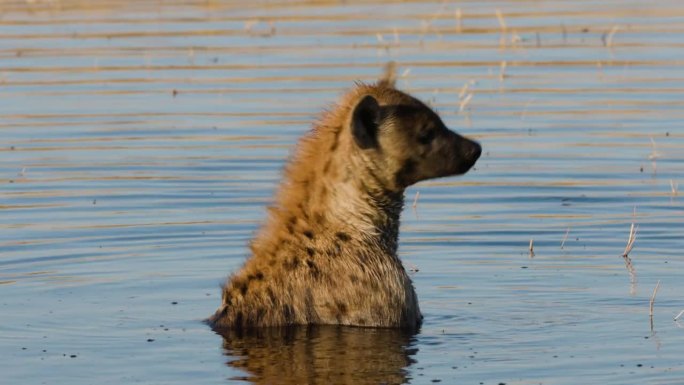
[209,64,481,330]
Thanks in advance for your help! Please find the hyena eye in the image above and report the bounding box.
[417,130,435,145]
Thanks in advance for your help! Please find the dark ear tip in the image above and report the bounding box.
[353,94,381,125]
[357,94,379,109]
[351,94,381,150]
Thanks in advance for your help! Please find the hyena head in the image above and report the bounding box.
[349,86,481,192]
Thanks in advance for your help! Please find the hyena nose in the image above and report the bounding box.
[465,140,482,161]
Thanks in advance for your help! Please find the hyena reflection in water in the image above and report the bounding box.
[219,326,416,385]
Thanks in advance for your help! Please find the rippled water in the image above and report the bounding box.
[2,1,684,384]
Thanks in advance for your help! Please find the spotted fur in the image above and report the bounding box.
[208,64,481,330]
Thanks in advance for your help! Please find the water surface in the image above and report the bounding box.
[1,1,684,384]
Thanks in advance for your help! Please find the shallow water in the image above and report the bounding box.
[1,0,684,384]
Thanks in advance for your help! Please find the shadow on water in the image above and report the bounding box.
[215,325,418,385]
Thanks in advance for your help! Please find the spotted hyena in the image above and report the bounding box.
[208,63,481,330]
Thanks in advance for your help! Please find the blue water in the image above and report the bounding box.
[1,1,683,384]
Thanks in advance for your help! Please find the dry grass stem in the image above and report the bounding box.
[674,310,684,321]
[649,280,661,317]
[649,137,661,173]
[560,227,570,249]
[458,83,470,99]
[412,191,420,209]
[671,179,678,196]
[603,25,620,47]
[620,222,638,289]
[622,223,637,258]
[459,93,473,113]
[649,137,661,159]
[495,9,507,31]
[499,61,507,82]
[529,239,535,258]
[495,9,507,47]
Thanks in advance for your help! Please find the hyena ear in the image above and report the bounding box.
[377,61,397,88]
[351,95,381,150]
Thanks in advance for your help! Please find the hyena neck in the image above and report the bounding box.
[272,126,405,256]
[330,169,405,254]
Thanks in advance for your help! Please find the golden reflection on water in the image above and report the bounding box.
[217,326,416,385]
